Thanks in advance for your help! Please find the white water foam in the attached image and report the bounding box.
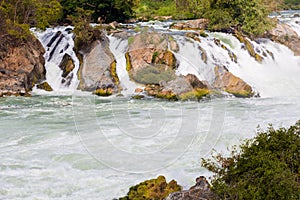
[108,35,140,96]
[32,26,80,92]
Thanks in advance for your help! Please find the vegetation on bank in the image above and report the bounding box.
[202,121,300,199]
[1,0,300,40]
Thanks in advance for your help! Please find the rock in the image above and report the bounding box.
[0,34,46,97]
[165,176,215,200]
[119,175,182,200]
[213,66,254,98]
[185,32,201,42]
[126,33,178,85]
[267,23,300,56]
[59,54,75,86]
[77,36,119,96]
[36,82,53,91]
[154,16,173,21]
[109,21,119,29]
[170,19,209,30]
[234,33,263,62]
[134,88,143,93]
[144,74,210,101]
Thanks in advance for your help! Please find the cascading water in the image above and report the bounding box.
[108,35,140,96]
[32,26,80,91]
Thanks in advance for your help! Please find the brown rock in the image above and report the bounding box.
[170,19,209,30]
[267,23,300,56]
[213,66,253,97]
[134,88,143,93]
[126,33,178,80]
[77,36,119,95]
[0,34,46,96]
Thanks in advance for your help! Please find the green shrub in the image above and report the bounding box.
[202,121,300,200]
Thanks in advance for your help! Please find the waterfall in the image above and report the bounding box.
[32,26,80,91]
[171,30,300,97]
[108,35,140,96]
[30,14,300,98]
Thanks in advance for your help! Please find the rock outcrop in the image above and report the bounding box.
[77,36,119,96]
[143,74,210,101]
[0,34,46,96]
[213,66,254,98]
[59,54,75,86]
[170,19,209,30]
[267,23,300,56]
[165,176,215,200]
[119,176,182,200]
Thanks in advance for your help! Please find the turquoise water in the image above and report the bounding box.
[1,94,300,199]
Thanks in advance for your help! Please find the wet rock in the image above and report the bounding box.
[144,74,210,101]
[59,54,75,86]
[185,32,201,42]
[170,19,209,30]
[109,21,119,29]
[234,33,263,62]
[165,176,215,200]
[77,36,119,96]
[213,66,254,98]
[134,88,143,93]
[36,82,53,91]
[266,23,300,56]
[0,34,46,97]
[119,175,182,200]
[126,33,178,84]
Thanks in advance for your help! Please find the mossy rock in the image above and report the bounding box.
[110,60,119,86]
[93,88,113,96]
[125,52,132,72]
[119,175,182,200]
[226,89,253,98]
[234,33,263,63]
[179,88,210,101]
[36,82,53,92]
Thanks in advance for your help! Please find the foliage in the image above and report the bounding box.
[0,0,62,39]
[119,175,182,200]
[69,7,103,51]
[177,0,276,36]
[202,121,300,200]
[60,0,138,23]
[134,0,195,20]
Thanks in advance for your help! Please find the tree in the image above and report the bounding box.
[60,0,139,23]
[0,0,62,38]
[181,0,275,36]
[202,121,300,199]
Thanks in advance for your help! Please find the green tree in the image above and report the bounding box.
[202,121,300,199]
[0,0,62,38]
[181,0,275,36]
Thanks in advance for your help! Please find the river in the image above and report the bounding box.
[1,11,300,200]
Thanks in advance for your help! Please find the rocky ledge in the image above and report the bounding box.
[118,175,215,200]
[0,34,46,97]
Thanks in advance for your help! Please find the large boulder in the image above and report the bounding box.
[77,36,119,96]
[170,19,209,30]
[213,66,254,98]
[267,23,300,56]
[126,32,178,84]
[119,175,182,200]
[0,34,46,96]
[165,176,215,200]
[59,54,75,86]
[144,74,210,101]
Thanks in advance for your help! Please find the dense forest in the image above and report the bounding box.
[0,0,300,39]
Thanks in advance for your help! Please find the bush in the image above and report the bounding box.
[202,121,300,200]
